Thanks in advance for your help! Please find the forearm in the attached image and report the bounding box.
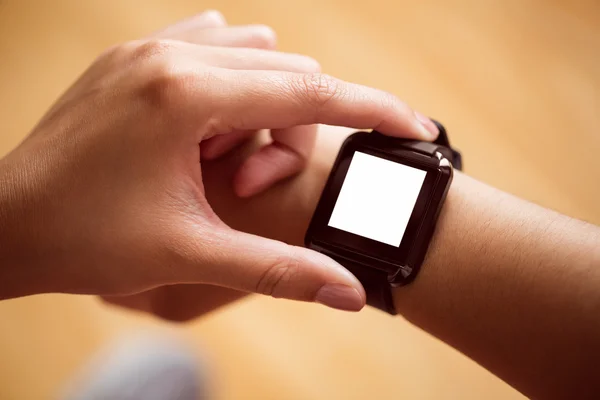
[395,172,600,399]
[204,127,600,399]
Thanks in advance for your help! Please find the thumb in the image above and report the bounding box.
[190,228,366,311]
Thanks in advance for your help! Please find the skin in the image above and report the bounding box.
[1,10,599,400]
[108,126,600,399]
[0,12,436,307]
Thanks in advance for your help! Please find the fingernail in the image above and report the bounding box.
[414,111,439,139]
[315,284,364,311]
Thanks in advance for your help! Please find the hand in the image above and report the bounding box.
[0,11,438,314]
[102,11,287,320]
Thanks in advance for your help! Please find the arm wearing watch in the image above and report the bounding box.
[201,125,600,400]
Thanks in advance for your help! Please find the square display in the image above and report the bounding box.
[328,151,427,247]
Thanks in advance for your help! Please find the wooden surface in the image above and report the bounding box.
[0,1,598,399]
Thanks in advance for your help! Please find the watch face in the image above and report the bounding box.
[328,151,427,247]
[306,133,449,268]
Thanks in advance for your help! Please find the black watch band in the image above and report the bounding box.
[331,257,398,315]
[390,120,462,172]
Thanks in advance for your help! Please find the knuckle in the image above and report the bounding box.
[251,25,277,49]
[136,57,205,111]
[298,73,340,108]
[255,251,300,297]
[131,39,177,62]
[122,40,191,110]
[140,70,185,110]
[147,67,185,96]
[199,9,226,27]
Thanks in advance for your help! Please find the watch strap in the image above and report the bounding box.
[331,256,397,315]
[373,120,462,171]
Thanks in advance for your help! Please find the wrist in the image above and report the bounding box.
[0,155,56,299]
[391,171,522,328]
[391,170,471,317]
[0,158,26,298]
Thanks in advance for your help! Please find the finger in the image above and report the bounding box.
[165,25,277,49]
[206,71,439,140]
[414,111,440,137]
[184,229,366,312]
[149,10,227,38]
[201,130,255,160]
[199,49,321,163]
[198,46,320,73]
[233,125,317,197]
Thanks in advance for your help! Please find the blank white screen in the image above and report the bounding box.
[328,151,427,247]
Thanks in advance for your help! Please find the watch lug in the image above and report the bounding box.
[389,265,413,284]
[435,151,452,167]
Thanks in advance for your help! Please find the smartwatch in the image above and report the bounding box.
[305,120,462,315]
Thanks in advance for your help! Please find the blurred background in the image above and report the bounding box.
[0,0,598,399]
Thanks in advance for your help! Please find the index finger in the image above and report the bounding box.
[208,70,438,140]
